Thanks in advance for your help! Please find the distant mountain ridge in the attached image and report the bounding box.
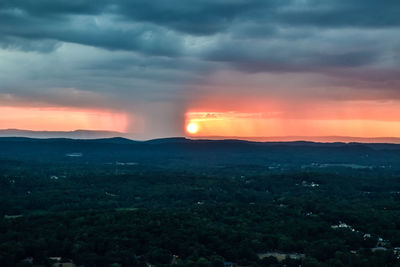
[197,135,400,144]
[1,129,400,144]
[0,129,126,139]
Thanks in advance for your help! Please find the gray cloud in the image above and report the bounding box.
[278,0,400,28]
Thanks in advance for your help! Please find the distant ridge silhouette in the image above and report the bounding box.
[1,129,399,144]
[0,129,125,139]
[195,135,400,144]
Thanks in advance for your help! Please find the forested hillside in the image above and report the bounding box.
[1,138,400,266]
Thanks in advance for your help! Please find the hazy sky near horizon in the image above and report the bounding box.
[1,0,400,138]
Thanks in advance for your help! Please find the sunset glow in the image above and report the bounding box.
[0,106,129,132]
[185,109,400,138]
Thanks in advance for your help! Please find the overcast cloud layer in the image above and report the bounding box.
[1,0,400,137]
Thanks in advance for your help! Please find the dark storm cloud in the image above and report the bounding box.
[2,0,400,49]
[0,0,399,73]
[278,0,400,28]
[115,0,277,35]
[0,0,274,35]
[0,8,183,56]
[0,0,397,68]
[0,0,109,16]
[3,0,400,34]
[200,33,384,74]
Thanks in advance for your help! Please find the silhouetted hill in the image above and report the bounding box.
[0,129,125,139]
[145,137,191,144]
[86,137,138,144]
[199,135,400,144]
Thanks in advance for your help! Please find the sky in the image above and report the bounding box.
[1,0,400,139]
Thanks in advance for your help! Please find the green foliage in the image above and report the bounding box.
[1,141,400,266]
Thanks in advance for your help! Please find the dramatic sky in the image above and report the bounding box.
[1,0,400,139]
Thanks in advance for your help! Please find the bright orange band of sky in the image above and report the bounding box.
[185,111,400,138]
[183,94,400,138]
[0,106,128,132]
[2,99,400,138]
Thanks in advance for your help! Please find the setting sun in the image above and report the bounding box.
[186,122,199,134]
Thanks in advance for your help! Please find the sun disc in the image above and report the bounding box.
[186,122,199,134]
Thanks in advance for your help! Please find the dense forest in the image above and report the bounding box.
[1,138,400,266]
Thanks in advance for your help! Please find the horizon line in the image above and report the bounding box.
[1,131,400,144]
[1,128,400,140]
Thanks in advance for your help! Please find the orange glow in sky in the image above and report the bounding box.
[182,85,400,139]
[185,109,400,138]
[0,106,129,132]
